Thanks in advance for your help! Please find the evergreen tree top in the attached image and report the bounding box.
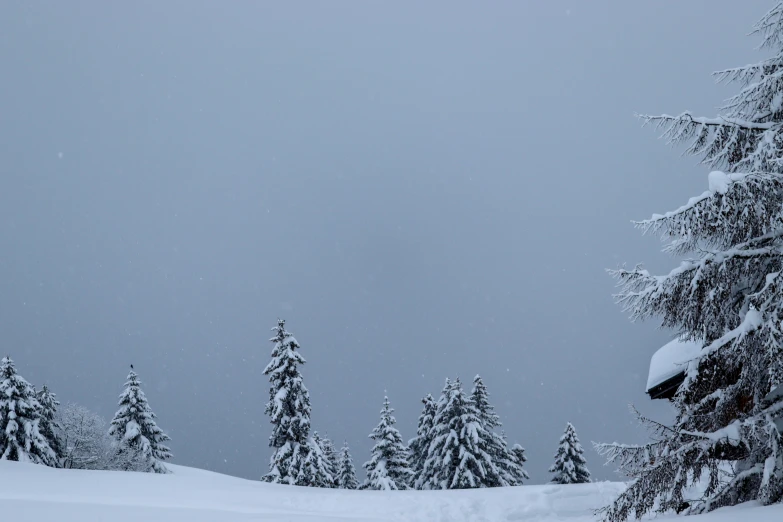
[471,374,501,430]
[36,385,60,419]
[1,356,20,379]
[368,396,404,447]
[0,357,38,405]
[264,319,306,378]
[115,368,156,419]
[415,395,435,433]
[638,2,783,176]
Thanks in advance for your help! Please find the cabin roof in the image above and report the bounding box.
[646,338,702,394]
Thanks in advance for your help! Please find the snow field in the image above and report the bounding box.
[2,460,782,522]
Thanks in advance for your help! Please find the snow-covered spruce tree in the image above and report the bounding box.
[596,5,783,518]
[408,393,436,489]
[108,366,172,474]
[492,430,529,486]
[0,357,57,465]
[470,375,527,486]
[337,440,359,489]
[510,442,530,485]
[549,422,590,485]
[363,395,413,490]
[312,431,338,488]
[262,319,332,486]
[419,378,500,489]
[302,436,335,488]
[36,384,64,464]
[322,435,339,486]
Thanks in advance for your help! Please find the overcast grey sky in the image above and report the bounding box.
[0,1,772,483]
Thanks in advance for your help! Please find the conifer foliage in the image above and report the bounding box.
[549,422,591,485]
[408,393,436,489]
[337,441,359,490]
[471,375,528,486]
[36,384,64,463]
[262,319,331,487]
[321,435,338,482]
[419,378,499,489]
[597,3,783,518]
[312,431,338,488]
[363,396,413,490]
[108,366,172,474]
[510,443,529,483]
[0,357,57,466]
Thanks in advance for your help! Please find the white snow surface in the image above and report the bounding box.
[1,461,782,522]
[646,338,702,391]
[708,171,731,194]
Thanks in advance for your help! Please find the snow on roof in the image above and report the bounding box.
[646,338,702,391]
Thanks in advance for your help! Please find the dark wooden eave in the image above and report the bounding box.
[647,371,686,401]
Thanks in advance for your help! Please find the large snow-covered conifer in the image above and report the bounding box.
[337,441,359,490]
[408,394,436,489]
[470,375,527,486]
[363,395,413,490]
[108,366,172,474]
[0,357,57,466]
[419,378,500,489]
[597,3,783,518]
[549,422,591,485]
[36,384,64,463]
[262,319,331,487]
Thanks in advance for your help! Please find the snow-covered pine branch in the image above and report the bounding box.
[634,172,783,256]
[754,2,783,51]
[637,4,783,178]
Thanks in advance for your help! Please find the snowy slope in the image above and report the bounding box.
[0,461,781,522]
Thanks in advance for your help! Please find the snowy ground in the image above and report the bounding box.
[1,461,781,522]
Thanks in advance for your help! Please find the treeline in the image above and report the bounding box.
[0,357,171,473]
[0,320,591,489]
[261,319,591,489]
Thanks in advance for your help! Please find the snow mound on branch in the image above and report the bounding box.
[708,171,747,194]
[708,171,731,194]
